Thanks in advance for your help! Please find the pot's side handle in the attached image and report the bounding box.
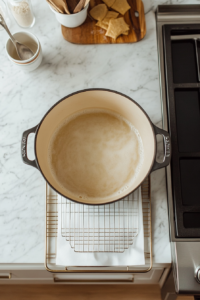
[151,124,171,172]
[21,125,38,169]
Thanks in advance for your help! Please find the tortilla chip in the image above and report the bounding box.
[123,30,129,35]
[111,0,131,15]
[102,0,116,7]
[105,17,129,40]
[96,21,108,30]
[89,4,108,21]
[102,11,119,25]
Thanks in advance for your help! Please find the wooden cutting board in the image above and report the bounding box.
[62,0,146,44]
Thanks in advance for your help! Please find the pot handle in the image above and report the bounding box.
[151,124,171,172]
[21,125,38,169]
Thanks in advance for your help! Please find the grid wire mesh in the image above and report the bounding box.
[61,190,139,253]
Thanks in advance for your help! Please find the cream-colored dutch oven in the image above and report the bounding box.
[21,89,171,205]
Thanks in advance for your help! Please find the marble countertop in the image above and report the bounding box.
[1,0,189,265]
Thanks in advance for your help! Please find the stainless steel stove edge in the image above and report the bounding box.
[156,5,200,294]
[172,242,200,294]
[156,5,200,243]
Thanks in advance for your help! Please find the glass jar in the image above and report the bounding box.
[7,0,35,28]
[0,0,10,30]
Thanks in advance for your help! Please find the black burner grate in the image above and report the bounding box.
[163,24,200,238]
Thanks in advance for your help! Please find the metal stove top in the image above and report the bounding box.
[156,5,200,295]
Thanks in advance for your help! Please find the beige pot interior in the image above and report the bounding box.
[36,90,155,204]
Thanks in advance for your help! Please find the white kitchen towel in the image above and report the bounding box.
[56,187,145,266]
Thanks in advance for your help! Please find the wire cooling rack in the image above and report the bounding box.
[45,176,152,273]
[61,189,139,253]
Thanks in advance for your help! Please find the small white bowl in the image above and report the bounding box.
[49,3,89,28]
[5,31,43,72]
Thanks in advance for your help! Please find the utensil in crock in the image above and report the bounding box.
[0,12,34,60]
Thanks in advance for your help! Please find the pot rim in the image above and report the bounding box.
[34,88,156,205]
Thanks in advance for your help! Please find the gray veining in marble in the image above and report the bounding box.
[1,0,196,264]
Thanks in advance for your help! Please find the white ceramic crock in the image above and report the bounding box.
[49,3,89,28]
[21,89,171,205]
[5,31,42,72]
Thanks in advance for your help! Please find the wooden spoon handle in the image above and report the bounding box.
[84,0,90,7]
[73,0,86,13]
